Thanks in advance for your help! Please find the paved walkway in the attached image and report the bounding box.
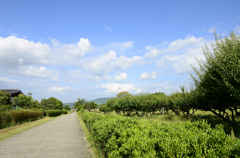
[0,113,94,158]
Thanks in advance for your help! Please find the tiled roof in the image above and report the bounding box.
[0,89,23,95]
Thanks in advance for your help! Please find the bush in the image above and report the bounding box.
[0,112,12,128]
[47,110,63,117]
[79,112,240,157]
[62,110,68,114]
[0,110,43,129]
[38,109,47,116]
[11,111,43,123]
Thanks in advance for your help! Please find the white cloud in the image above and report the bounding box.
[144,36,206,58]
[208,22,223,33]
[103,26,112,31]
[99,83,140,94]
[140,72,157,80]
[96,41,133,53]
[154,36,213,75]
[208,26,217,33]
[47,86,70,93]
[0,36,50,67]
[50,38,90,65]
[234,26,240,33]
[18,65,59,81]
[82,50,142,76]
[0,76,18,83]
[114,72,127,81]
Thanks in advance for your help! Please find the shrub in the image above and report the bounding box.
[0,112,12,128]
[62,110,68,114]
[11,111,43,123]
[47,110,62,117]
[79,112,240,157]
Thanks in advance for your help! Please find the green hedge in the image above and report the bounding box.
[62,110,68,114]
[0,111,43,129]
[47,110,63,117]
[78,111,240,158]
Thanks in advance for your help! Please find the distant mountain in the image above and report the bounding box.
[63,97,112,108]
[63,102,75,108]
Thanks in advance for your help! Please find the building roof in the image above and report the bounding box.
[0,89,24,97]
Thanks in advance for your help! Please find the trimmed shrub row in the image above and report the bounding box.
[79,111,240,158]
[0,110,68,129]
[0,111,43,129]
[47,110,63,117]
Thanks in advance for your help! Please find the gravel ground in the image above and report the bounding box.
[0,112,94,158]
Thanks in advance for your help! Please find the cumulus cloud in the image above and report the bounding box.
[0,36,50,67]
[82,50,142,76]
[148,35,213,75]
[157,42,212,75]
[18,65,59,81]
[47,86,70,93]
[140,72,157,80]
[144,36,206,58]
[96,41,133,53]
[0,76,18,83]
[50,38,90,65]
[114,72,127,81]
[234,26,240,33]
[99,83,140,94]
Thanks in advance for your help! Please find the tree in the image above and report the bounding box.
[190,31,240,128]
[167,84,198,118]
[99,104,111,114]
[13,94,32,108]
[63,104,71,110]
[0,91,11,106]
[116,91,132,98]
[74,98,86,109]
[31,99,40,109]
[84,101,98,112]
[41,97,63,110]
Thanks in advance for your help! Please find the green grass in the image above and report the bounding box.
[0,116,58,141]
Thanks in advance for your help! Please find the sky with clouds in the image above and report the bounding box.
[0,0,240,103]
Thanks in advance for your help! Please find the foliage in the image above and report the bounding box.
[167,84,198,118]
[74,98,86,109]
[106,92,168,117]
[84,101,98,112]
[31,99,41,109]
[190,31,240,127]
[79,111,240,157]
[0,91,12,107]
[116,91,132,98]
[99,104,111,113]
[46,110,63,117]
[63,104,71,110]
[40,97,63,110]
[61,110,68,114]
[0,110,43,129]
[12,94,32,108]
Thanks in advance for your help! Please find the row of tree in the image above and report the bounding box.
[0,91,64,111]
[100,31,240,128]
[73,98,98,112]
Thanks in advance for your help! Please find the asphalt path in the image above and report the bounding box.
[0,112,94,158]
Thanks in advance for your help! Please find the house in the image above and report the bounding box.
[0,89,24,97]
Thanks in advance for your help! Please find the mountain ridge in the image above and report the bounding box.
[63,97,112,108]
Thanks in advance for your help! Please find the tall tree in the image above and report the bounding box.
[190,31,240,127]
[13,94,32,108]
[74,98,86,109]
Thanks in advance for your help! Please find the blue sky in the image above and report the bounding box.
[0,0,240,103]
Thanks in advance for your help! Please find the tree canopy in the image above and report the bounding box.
[190,30,240,127]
